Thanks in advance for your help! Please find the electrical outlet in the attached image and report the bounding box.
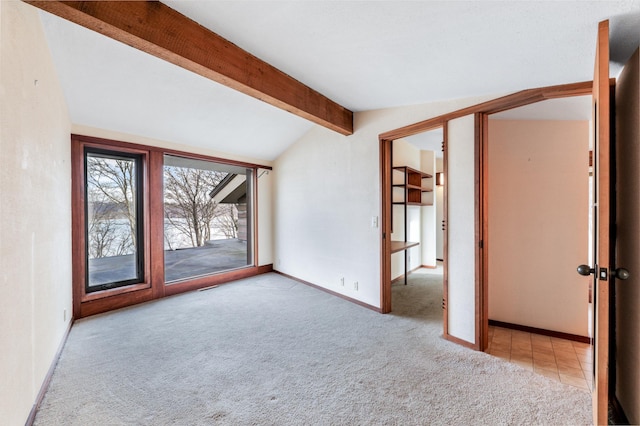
[63,309,66,322]
[354,281,358,291]
[340,277,345,286]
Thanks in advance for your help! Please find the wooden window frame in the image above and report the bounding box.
[84,147,147,294]
[71,134,272,318]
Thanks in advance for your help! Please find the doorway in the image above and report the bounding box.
[381,126,445,313]
[483,95,594,390]
[388,129,445,312]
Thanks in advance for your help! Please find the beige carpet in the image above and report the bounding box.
[35,270,591,425]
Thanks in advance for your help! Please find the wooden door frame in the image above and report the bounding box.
[379,81,593,346]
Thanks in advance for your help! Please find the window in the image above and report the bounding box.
[71,135,268,318]
[163,155,254,282]
[85,149,144,292]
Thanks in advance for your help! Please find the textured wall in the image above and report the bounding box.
[274,96,494,309]
[0,2,72,423]
[420,150,437,268]
[487,119,589,336]
[446,115,477,344]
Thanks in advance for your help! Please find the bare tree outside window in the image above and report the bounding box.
[86,155,137,259]
[84,148,252,289]
[162,156,250,283]
[212,203,239,239]
[163,166,232,248]
[85,152,142,289]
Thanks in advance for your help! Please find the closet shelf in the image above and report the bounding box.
[391,165,434,285]
[392,166,434,206]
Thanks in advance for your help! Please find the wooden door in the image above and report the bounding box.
[591,19,612,426]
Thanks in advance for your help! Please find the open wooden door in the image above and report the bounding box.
[592,19,611,425]
[579,19,613,425]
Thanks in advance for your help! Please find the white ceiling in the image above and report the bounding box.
[37,1,640,161]
[491,95,593,121]
[404,129,444,158]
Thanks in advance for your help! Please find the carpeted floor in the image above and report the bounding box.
[34,270,591,425]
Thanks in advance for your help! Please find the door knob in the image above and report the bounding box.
[577,264,595,276]
[613,268,630,280]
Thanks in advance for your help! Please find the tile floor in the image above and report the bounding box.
[487,326,593,391]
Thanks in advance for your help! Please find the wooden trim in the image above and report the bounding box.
[79,288,154,318]
[444,333,477,350]
[275,271,382,313]
[421,264,437,269]
[380,137,392,314]
[149,150,165,299]
[442,124,449,338]
[481,113,490,352]
[474,113,485,352]
[80,282,151,303]
[71,134,272,171]
[26,1,353,135]
[164,266,269,297]
[257,264,274,274]
[253,169,259,272]
[379,80,592,141]
[488,320,590,344]
[24,319,74,426]
[70,138,85,319]
[80,266,273,317]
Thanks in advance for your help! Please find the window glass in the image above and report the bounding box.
[86,150,144,291]
[163,155,253,282]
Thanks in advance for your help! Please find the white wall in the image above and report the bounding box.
[420,150,436,267]
[615,47,640,425]
[257,168,274,266]
[0,2,72,423]
[446,115,477,344]
[487,120,589,336]
[273,94,494,309]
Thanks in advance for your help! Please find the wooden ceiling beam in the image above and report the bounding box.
[26,1,354,135]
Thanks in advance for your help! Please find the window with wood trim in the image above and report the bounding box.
[163,155,254,283]
[85,148,145,292]
[71,135,266,318]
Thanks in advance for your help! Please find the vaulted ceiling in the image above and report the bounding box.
[37,1,640,161]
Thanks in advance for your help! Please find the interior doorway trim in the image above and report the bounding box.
[379,81,593,345]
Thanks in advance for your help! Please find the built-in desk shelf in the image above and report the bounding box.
[390,241,420,253]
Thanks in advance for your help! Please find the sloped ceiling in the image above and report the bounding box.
[38,1,640,161]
